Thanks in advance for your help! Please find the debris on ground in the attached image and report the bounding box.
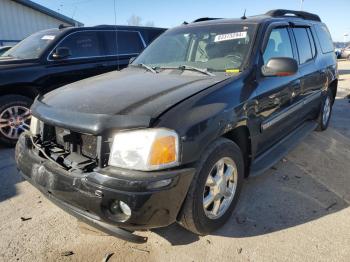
[131,247,150,254]
[295,175,302,179]
[20,217,32,221]
[235,215,247,224]
[237,248,243,254]
[271,166,277,170]
[102,252,114,262]
[326,202,337,211]
[282,175,289,181]
[61,251,74,257]
[206,239,211,244]
[282,158,288,163]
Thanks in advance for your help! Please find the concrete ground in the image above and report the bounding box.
[1,61,350,262]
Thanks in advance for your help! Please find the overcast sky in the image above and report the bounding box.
[32,0,350,42]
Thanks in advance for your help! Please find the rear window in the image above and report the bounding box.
[315,24,334,53]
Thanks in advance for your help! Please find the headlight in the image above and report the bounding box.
[30,116,40,136]
[108,128,180,171]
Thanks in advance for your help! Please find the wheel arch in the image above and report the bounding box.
[0,85,39,100]
[222,125,252,177]
[328,79,338,103]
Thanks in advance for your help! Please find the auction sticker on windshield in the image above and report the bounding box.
[214,32,247,42]
[41,35,55,40]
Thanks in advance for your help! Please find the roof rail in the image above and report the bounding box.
[192,17,222,23]
[266,9,321,22]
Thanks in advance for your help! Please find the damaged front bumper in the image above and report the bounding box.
[15,133,195,243]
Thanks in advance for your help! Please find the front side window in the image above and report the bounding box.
[55,31,102,59]
[3,30,60,59]
[293,27,313,64]
[263,28,294,64]
[134,24,257,73]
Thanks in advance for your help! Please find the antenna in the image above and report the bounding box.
[113,0,120,70]
[241,9,247,20]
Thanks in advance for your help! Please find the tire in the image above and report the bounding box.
[179,138,244,235]
[0,95,33,147]
[315,89,333,132]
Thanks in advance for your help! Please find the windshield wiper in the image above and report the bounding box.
[157,65,215,76]
[179,65,215,76]
[132,63,157,73]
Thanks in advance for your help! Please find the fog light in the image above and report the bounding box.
[109,200,131,222]
[109,201,120,215]
[119,201,131,216]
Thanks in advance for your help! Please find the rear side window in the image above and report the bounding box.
[293,28,313,64]
[307,28,316,57]
[263,28,294,64]
[102,31,144,55]
[315,24,334,53]
[57,31,102,58]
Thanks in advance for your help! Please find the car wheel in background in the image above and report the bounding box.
[179,138,244,235]
[316,89,333,132]
[0,95,33,147]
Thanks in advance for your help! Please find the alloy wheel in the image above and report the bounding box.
[322,96,331,126]
[0,106,31,140]
[203,157,238,219]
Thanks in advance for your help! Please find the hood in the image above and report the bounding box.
[0,57,38,69]
[41,68,231,119]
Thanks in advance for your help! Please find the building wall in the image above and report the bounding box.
[0,0,71,45]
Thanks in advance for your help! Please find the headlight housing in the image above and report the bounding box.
[108,128,180,171]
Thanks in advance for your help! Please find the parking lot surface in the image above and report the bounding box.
[1,61,350,262]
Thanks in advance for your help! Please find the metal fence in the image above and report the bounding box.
[0,40,20,46]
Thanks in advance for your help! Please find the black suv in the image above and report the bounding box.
[16,10,337,243]
[0,25,165,146]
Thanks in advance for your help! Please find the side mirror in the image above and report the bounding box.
[129,57,136,64]
[52,47,71,60]
[262,57,298,77]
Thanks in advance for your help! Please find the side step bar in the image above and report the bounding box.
[250,121,318,177]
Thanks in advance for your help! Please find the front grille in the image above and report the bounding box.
[53,127,98,159]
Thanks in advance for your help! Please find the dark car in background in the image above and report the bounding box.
[0,46,12,56]
[340,45,350,59]
[0,25,166,146]
[16,10,337,243]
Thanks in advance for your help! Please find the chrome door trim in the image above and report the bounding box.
[261,90,321,131]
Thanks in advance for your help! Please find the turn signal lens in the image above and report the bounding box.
[149,136,176,166]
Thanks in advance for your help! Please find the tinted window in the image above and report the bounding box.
[56,31,102,58]
[315,24,334,53]
[293,28,313,64]
[134,23,257,72]
[263,28,293,64]
[307,28,316,57]
[103,31,144,55]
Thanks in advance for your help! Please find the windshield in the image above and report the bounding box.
[3,30,60,59]
[134,23,257,73]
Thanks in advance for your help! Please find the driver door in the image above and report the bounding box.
[254,26,302,154]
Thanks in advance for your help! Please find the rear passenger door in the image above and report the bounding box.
[290,26,323,120]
